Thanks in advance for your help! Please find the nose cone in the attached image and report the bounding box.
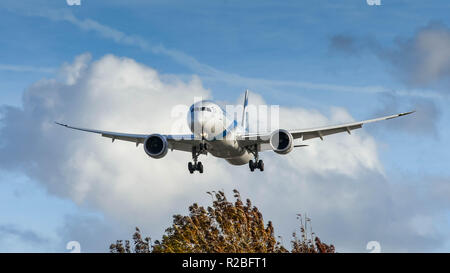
[187,101,217,137]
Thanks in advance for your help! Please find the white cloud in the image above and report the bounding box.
[59,53,91,85]
[0,54,447,252]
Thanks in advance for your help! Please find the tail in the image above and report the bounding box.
[241,89,249,133]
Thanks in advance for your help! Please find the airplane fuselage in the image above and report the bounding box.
[187,100,252,165]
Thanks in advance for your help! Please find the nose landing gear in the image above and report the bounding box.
[199,142,207,151]
[188,144,206,174]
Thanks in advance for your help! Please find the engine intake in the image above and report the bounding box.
[270,129,293,155]
[144,134,168,159]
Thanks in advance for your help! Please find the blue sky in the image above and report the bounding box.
[1,0,450,252]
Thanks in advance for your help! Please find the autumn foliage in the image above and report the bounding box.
[110,190,335,253]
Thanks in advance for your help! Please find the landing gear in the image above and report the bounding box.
[249,159,264,172]
[248,145,264,172]
[188,145,206,174]
[188,161,203,174]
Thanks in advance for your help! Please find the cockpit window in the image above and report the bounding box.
[191,107,212,112]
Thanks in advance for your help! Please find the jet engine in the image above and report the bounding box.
[144,134,169,159]
[270,129,293,155]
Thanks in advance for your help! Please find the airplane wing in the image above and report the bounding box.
[237,111,415,149]
[55,122,201,152]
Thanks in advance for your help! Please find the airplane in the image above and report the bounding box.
[56,90,414,174]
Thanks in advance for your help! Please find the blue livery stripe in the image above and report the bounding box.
[217,119,238,139]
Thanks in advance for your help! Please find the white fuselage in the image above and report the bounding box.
[187,101,252,165]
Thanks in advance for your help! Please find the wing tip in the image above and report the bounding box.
[399,110,416,116]
[55,121,68,127]
[386,111,415,120]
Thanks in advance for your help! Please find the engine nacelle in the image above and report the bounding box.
[270,129,293,155]
[144,134,169,159]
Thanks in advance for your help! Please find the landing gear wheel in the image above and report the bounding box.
[249,157,264,172]
[258,160,264,172]
[188,161,204,174]
[249,160,255,172]
[188,162,194,174]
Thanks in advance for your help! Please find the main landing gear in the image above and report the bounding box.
[188,161,203,174]
[188,144,207,174]
[248,145,264,172]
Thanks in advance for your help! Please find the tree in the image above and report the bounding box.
[110,227,151,253]
[110,189,335,253]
